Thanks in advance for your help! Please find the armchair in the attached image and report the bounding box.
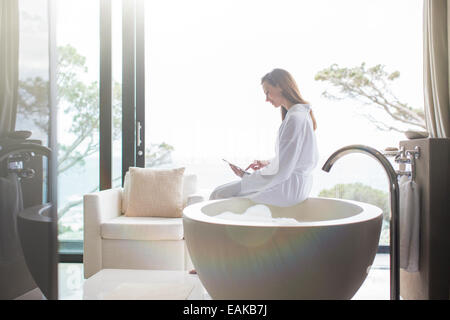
[83,173,204,279]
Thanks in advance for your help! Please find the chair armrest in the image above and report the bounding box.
[83,188,122,278]
[186,193,205,207]
[84,187,123,223]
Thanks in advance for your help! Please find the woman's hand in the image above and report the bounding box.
[245,160,270,171]
[229,164,245,178]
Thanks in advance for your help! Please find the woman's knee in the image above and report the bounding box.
[209,180,242,200]
[209,191,219,200]
[209,186,234,200]
[209,187,223,200]
[209,189,228,200]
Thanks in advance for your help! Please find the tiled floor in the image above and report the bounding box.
[58,254,391,300]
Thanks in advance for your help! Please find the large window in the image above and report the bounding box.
[17,0,49,148]
[55,0,100,246]
[145,0,424,246]
[22,0,422,255]
[54,0,122,251]
[17,0,50,216]
[111,0,122,189]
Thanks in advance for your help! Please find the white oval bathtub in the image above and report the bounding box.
[183,197,383,300]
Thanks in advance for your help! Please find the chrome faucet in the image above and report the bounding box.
[322,144,400,300]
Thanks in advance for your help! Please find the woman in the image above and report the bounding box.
[189,68,319,274]
[209,68,319,207]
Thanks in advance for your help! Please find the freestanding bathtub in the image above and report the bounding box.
[183,197,383,300]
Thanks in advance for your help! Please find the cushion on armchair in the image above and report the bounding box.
[121,170,198,214]
[122,171,130,214]
[125,167,186,218]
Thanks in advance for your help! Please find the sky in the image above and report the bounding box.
[143,0,424,162]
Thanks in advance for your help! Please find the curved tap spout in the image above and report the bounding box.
[322,144,400,300]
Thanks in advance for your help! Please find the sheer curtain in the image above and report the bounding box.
[423,0,450,138]
[0,0,19,138]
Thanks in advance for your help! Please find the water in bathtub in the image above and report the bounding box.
[214,204,300,225]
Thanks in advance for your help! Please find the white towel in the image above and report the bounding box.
[399,175,420,272]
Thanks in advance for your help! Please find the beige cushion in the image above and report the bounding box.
[122,171,197,214]
[121,171,130,214]
[101,215,183,241]
[125,167,185,218]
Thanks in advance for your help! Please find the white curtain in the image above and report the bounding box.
[423,0,450,138]
[0,0,19,138]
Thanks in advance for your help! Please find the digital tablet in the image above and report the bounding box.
[222,159,251,175]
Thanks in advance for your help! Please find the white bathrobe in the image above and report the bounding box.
[210,104,319,207]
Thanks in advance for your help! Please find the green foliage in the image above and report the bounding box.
[58,221,74,234]
[55,45,102,174]
[319,182,389,222]
[315,63,426,133]
[146,142,175,167]
[18,44,104,174]
[17,77,49,132]
[17,44,174,221]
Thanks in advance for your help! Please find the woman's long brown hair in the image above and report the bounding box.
[261,68,317,130]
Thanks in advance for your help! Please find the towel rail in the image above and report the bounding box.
[383,146,420,182]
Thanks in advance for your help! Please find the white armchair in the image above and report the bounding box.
[83,174,204,279]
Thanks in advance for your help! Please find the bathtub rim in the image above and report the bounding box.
[183,196,383,227]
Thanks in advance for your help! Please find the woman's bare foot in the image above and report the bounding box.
[189,269,197,274]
